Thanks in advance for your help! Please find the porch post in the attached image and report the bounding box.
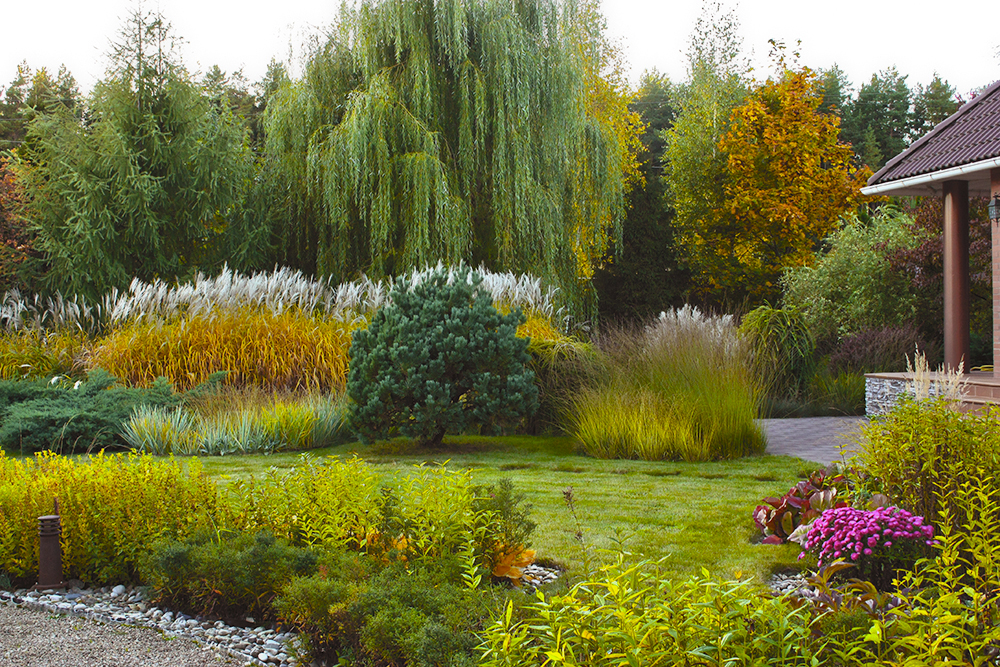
[993,169,1000,377]
[943,180,970,371]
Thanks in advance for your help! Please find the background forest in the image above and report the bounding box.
[0,0,983,411]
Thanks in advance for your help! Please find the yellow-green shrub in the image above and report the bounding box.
[0,451,220,585]
[480,556,815,666]
[92,307,356,391]
[227,456,531,570]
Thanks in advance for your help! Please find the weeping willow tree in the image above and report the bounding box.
[263,0,641,321]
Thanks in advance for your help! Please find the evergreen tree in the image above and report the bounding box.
[817,65,850,117]
[841,68,913,169]
[594,70,689,321]
[14,9,252,298]
[913,73,959,134]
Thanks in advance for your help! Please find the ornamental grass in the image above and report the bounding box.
[92,307,357,392]
[569,306,765,461]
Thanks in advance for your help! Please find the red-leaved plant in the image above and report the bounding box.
[754,469,850,544]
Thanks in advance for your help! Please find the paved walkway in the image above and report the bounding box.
[758,416,868,466]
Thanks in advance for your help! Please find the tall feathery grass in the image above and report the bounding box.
[569,307,766,461]
[92,307,358,392]
[2,264,565,334]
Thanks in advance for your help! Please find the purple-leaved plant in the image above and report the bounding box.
[800,505,935,590]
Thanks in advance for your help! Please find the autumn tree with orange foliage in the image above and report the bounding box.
[712,66,871,303]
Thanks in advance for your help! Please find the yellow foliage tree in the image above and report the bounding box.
[714,67,871,303]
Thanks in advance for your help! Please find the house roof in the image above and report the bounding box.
[862,78,1000,197]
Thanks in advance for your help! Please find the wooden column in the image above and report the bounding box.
[943,180,970,371]
[992,169,1000,376]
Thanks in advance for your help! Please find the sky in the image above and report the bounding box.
[2,0,998,99]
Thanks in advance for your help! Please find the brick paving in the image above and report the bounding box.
[758,416,868,466]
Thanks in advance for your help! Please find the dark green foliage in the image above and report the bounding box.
[277,553,488,667]
[0,376,55,409]
[739,305,815,399]
[841,68,914,170]
[817,65,850,116]
[594,71,690,321]
[14,10,251,299]
[142,530,317,624]
[912,73,960,134]
[347,267,538,447]
[472,479,537,568]
[0,369,221,454]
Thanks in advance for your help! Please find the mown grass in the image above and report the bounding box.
[193,435,812,582]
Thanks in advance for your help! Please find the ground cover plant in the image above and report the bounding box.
[0,369,224,454]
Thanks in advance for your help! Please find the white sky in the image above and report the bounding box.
[2,0,998,99]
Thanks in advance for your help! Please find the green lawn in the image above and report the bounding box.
[193,435,815,582]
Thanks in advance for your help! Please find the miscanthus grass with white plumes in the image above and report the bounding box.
[0,263,564,332]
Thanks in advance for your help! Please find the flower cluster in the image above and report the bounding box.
[800,505,934,565]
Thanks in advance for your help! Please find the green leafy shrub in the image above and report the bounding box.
[0,451,220,586]
[739,304,815,399]
[853,398,1000,539]
[347,265,538,447]
[0,369,217,454]
[569,308,765,461]
[277,553,489,667]
[142,530,318,624]
[479,555,815,666]
[227,456,535,577]
[782,209,925,347]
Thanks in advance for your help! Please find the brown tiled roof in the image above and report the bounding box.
[868,78,1000,187]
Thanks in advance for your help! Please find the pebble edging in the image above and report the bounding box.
[0,565,561,666]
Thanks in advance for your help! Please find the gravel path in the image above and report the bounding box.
[0,605,244,667]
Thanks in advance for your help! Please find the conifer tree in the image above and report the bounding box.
[14,9,251,298]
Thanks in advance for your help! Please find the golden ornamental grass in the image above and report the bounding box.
[92,307,356,392]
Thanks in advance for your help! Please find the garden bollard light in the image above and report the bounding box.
[35,498,64,590]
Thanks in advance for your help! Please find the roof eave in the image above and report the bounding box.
[860,155,1000,197]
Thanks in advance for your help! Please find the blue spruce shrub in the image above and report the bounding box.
[347,266,538,446]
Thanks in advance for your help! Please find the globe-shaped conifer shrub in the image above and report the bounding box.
[347,266,539,446]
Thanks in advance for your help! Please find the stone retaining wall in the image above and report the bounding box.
[864,375,947,416]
